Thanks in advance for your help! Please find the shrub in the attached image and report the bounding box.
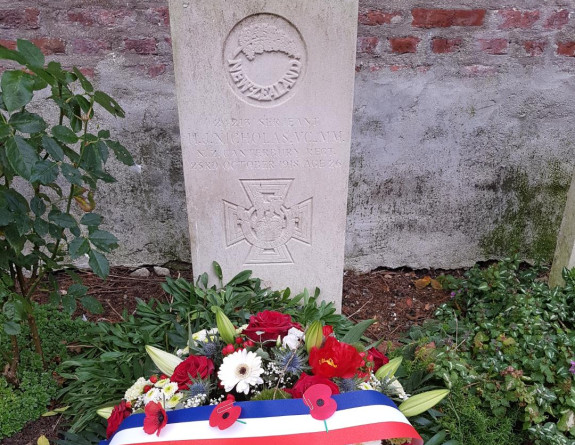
[405,257,575,444]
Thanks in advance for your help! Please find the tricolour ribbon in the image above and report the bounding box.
[100,390,423,445]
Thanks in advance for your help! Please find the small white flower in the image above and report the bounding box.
[161,381,178,399]
[388,379,408,400]
[143,387,162,405]
[192,328,219,343]
[124,377,149,401]
[166,392,184,409]
[359,381,374,391]
[282,327,304,350]
[155,378,170,388]
[236,324,248,334]
[218,349,264,394]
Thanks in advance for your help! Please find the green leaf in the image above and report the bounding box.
[1,70,35,111]
[30,159,59,184]
[213,261,223,280]
[340,318,375,344]
[3,320,21,335]
[48,209,77,228]
[9,111,47,133]
[30,196,46,216]
[67,283,88,297]
[98,129,110,139]
[94,90,125,117]
[6,135,40,179]
[73,68,94,93]
[0,45,26,65]
[52,125,78,144]
[89,230,118,252]
[17,39,45,68]
[106,140,134,166]
[68,237,90,259]
[42,136,64,161]
[62,293,77,314]
[80,213,102,227]
[88,250,109,278]
[0,208,13,225]
[95,140,109,163]
[425,430,447,445]
[60,163,83,185]
[80,295,103,314]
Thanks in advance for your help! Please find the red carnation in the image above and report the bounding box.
[284,372,340,399]
[368,347,389,371]
[143,401,168,436]
[243,310,302,342]
[170,355,214,390]
[309,336,363,379]
[106,400,132,439]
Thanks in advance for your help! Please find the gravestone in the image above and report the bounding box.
[168,0,358,307]
[549,171,575,287]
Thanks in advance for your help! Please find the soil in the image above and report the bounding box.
[3,265,460,445]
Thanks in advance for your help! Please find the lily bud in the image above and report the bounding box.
[215,309,236,345]
[96,406,114,419]
[399,389,450,417]
[375,356,402,380]
[145,345,182,377]
[305,320,324,353]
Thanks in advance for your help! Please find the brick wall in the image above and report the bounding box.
[356,3,574,73]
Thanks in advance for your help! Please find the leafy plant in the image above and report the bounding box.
[404,257,575,444]
[0,40,133,381]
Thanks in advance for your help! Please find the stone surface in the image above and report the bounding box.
[549,172,575,287]
[153,266,171,277]
[130,267,151,278]
[169,0,358,306]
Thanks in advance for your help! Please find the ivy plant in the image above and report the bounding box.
[0,40,134,384]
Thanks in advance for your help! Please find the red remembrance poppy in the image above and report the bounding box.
[143,401,168,436]
[209,394,242,430]
[303,384,337,420]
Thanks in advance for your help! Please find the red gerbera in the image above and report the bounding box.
[309,336,363,379]
[143,401,168,436]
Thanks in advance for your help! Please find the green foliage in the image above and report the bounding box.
[405,256,575,444]
[0,39,132,378]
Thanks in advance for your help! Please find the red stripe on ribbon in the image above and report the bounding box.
[115,421,422,445]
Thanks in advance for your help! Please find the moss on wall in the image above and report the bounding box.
[480,161,571,261]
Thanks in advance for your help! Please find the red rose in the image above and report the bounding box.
[368,347,389,371]
[170,355,214,390]
[284,372,340,399]
[106,400,132,439]
[309,336,363,379]
[243,310,302,342]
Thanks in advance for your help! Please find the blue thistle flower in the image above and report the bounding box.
[200,340,219,358]
[275,349,306,375]
[189,381,209,397]
[336,378,358,393]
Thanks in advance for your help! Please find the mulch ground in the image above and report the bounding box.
[3,264,461,445]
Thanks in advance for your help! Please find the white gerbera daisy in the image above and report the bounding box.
[218,349,264,394]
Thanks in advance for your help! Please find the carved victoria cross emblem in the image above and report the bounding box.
[224,179,312,264]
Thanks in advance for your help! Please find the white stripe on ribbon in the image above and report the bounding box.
[109,404,411,444]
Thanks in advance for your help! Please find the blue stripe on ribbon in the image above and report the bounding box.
[107,390,398,441]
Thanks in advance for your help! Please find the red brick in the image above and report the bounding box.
[523,40,546,57]
[498,9,540,29]
[412,9,485,28]
[123,38,158,55]
[357,36,379,55]
[148,64,166,77]
[67,9,133,27]
[0,8,39,29]
[146,7,170,26]
[431,37,463,54]
[479,38,508,55]
[557,41,575,57]
[389,37,420,54]
[77,67,95,78]
[359,10,401,26]
[0,39,16,50]
[73,39,111,55]
[30,38,66,55]
[545,10,569,29]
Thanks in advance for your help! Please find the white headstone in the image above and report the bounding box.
[549,171,575,287]
[169,0,358,307]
